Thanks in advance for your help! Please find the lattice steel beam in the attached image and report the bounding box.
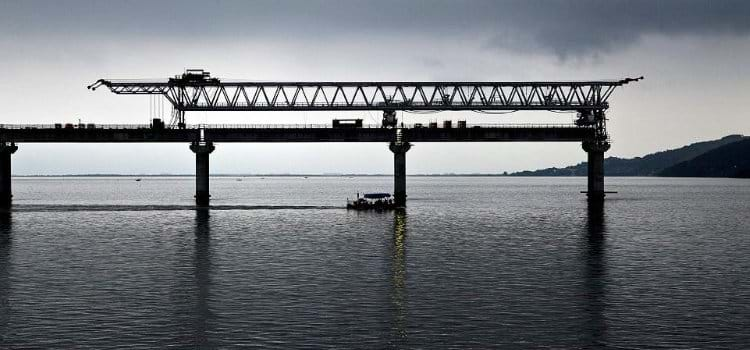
[88,71,642,112]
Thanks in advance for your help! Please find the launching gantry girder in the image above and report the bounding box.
[89,70,641,112]
[88,69,641,129]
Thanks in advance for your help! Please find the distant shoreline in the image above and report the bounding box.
[10,174,750,179]
[13,174,514,177]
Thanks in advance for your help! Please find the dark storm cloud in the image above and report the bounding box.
[484,0,750,57]
[1,0,749,57]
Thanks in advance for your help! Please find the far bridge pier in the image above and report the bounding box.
[583,139,611,201]
[390,135,411,207]
[190,141,215,207]
[0,142,18,207]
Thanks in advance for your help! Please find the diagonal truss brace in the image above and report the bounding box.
[89,74,642,112]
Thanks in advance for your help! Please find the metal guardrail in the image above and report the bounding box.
[0,124,152,130]
[0,123,590,130]
[196,123,588,129]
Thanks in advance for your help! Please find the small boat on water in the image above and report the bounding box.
[135,178,142,182]
[347,192,397,210]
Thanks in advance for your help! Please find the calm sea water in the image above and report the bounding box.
[1,176,749,348]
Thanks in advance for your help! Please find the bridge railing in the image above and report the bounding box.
[0,123,589,130]
[195,123,587,129]
[0,124,152,130]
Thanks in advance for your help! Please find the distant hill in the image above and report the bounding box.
[659,138,750,178]
[511,134,747,177]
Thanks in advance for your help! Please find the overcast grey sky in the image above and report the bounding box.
[1,0,749,174]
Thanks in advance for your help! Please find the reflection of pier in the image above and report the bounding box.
[581,202,608,347]
[192,209,213,347]
[170,209,215,347]
[0,212,11,339]
[390,210,408,344]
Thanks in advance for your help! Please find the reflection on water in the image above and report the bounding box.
[3,176,750,348]
[192,209,213,348]
[0,212,10,341]
[170,209,215,347]
[583,201,608,347]
[390,209,408,345]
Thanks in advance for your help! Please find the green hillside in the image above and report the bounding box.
[510,135,746,176]
[659,138,750,178]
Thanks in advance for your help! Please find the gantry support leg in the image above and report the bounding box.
[582,139,609,201]
[389,141,411,207]
[190,142,215,207]
[0,143,18,208]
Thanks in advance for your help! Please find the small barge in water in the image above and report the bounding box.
[347,193,397,210]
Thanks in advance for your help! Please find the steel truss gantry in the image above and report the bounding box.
[88,70,641,159]
[89,71,641,113]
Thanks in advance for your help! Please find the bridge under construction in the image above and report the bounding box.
[0,70,642,207]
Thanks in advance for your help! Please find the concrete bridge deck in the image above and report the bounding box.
[0,123,601,208]
[0,123,592,143]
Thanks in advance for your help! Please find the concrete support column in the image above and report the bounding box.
[0,143,18,208]
[582,139,610,201]
[190,142,215,206]
[389,142,411,207]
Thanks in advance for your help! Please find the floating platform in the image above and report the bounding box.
[347,193,397,210]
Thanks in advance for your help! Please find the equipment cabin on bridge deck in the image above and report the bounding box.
[151,118,165,130]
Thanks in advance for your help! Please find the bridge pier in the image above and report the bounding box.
[582,139,610,201]
[190,142,215,207]
[0,143,18,208]
[389,141,411,207]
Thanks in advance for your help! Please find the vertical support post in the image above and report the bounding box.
[389,133,411,207]
[582,140,610,201]
[580,109,610,201]
[0,143,18,208]
[178,109,186,129]
[587,147,605,197]
[190,141,215,207]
